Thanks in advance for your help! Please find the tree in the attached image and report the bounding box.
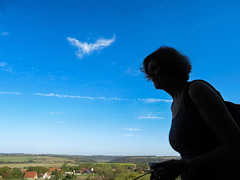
[28,166,48,175]
[114,164,128,176]
[0,166,11,179]
[11,168,24,179]
[115,172,150,180]
[61,162,69,172]
[64,173,76,179]
[136,163,149,172]
[94,165,115,180]
[51,170,62,180]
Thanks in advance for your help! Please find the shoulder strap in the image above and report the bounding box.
[183,81,198,113]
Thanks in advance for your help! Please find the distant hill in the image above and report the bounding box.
[0,154,180,164]
[0,153,121,163]
[49,154,121,163]
[110,156,180,164]
[80,155,121,162]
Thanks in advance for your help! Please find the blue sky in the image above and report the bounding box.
[0,0,240,156]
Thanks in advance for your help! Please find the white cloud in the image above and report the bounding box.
[139,116,165,120]
[122,128,141,131]
[0,92,21,95]
[0,32,9,36]
[67,35,115,58]
[34,93,122,101]
[122,129,141,137]
[137,98,172,103]
[123,134,134,137]
[34,93,172,104]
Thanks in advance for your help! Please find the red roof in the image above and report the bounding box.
[24,171,38,178]
[49,167,61,172]
[81,168,86,171]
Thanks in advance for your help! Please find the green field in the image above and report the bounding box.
[0,156,72,162]
[0,162,78,168]
[0,155,136,168]
[92,162,136,166]
[0,154,179,169]
[0,155,78,168]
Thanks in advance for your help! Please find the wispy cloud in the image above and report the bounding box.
[124,67,141,76]
[0,62,8,67]
[110,62,117,66]
[0,62,13,72]
[49,112,66,115]
[138,116,165,120]
[122,128,141,137]
[0,32,9,36]
[34,93,122,101]
[137,98,172,103]
[67,35,115,58]
[122,128,141,131]
[34,93,172,104]
[123,134,134,137]
[0,92,21,95]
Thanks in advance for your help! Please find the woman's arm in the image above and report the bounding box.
[188,81,240,169]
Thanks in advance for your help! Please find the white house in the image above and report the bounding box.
[43,172,51,179]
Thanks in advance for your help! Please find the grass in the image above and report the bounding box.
[0,162,77,168]
[0,155,137,168]
[0,155,75,162]
[0,155,78,168]
[0,157,32,162]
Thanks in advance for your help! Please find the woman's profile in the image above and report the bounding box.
[141,46,240,180]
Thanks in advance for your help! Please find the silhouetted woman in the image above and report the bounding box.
[141,46,240,180]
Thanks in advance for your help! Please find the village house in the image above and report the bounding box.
[24,171,38,179]
[49,167,61,174]
[76,168,93,175]
[42,172,51,179]
[21,169,28,173]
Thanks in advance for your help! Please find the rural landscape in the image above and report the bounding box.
[0,154,180,180]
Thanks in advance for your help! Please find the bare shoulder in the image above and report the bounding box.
[187,80,227,113]
[188,80,221,103]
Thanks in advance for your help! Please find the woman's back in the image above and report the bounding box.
[169,80,240,179]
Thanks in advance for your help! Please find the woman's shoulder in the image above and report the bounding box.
[187,79,224,106]
[184,80,214,99]
[188,79,220,96]
[188,79,212,88]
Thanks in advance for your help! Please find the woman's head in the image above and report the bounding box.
[141,46,192,86]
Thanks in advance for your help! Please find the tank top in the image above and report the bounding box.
[169,80,240,180]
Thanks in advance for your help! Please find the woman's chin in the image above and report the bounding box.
[153,83,162,89]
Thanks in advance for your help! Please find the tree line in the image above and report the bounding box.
[0,162,152,180]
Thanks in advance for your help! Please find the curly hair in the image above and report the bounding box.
[141,46,192,83]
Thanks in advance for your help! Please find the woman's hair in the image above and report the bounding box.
[141,46,192,83]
